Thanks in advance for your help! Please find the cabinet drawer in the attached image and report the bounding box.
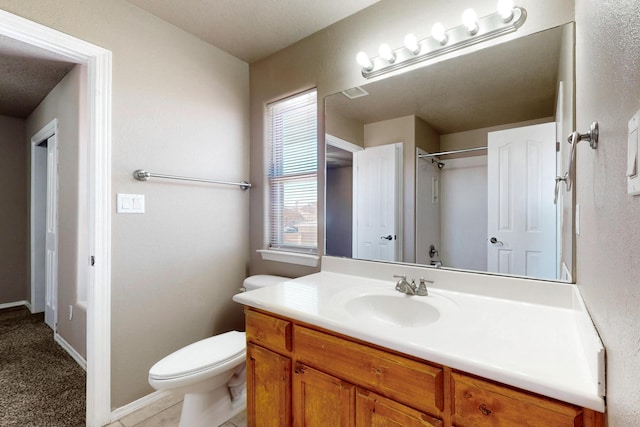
[246,309,292,354]
[294,326,443,416]
[452,373,583,427]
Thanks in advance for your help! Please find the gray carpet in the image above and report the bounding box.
[0,307,85,426]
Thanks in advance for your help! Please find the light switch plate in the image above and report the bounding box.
[117,193,145,213]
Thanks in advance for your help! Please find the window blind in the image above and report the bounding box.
[266,89,318,252]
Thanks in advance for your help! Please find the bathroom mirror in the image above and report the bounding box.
[325,23,575,282]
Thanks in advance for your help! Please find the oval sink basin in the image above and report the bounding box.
[345,293,440,328]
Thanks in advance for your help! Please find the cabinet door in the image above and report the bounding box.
[247,343,291,427]
[356,388,443,427]
[293,363,355,427]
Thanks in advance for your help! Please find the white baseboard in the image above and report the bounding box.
[110,390,174,422]
[54,333,87,371]
[0,300,29,310]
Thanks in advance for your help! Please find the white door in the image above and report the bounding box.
[44,134,58,330]
[487,123,557,279]
[353,143,403,262]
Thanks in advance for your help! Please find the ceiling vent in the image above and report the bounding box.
[341,86,369,99]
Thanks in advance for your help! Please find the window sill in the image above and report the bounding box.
[257,249,320,267]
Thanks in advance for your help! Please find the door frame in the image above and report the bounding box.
[0,10,113,427]
[324,134,363,255]
[30,119,58,323]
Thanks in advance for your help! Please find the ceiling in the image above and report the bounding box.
[0,0,380,119]
[126,0,382,63]
[0,36,75,118]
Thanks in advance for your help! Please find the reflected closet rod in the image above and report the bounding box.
[418,146,487,158]
[133,169,252,190]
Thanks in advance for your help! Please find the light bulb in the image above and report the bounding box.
[431,22,448,45]
[378,43,395,63]
[356,51,373,71]
[462,8,479,35]
[404,33,420,55]
[497,0,514,22]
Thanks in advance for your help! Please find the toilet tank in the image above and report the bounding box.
[242,275,289,292]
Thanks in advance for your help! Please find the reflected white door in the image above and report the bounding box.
[44,134,58,330]
[353,143,403,262]
[487,123,556,279]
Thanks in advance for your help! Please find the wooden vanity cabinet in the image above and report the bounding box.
[244,309,605,427]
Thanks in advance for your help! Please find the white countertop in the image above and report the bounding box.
[234,257,605,412]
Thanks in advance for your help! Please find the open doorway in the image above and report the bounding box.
[0,9,112,426]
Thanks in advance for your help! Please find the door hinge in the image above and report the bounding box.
[90,256,95,266]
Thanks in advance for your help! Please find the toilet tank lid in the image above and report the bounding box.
[243,274,289,291]
[149,330,246,380]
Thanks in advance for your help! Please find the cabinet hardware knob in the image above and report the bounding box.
[479,404,493,416]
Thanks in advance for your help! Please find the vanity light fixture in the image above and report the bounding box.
[497,0,515,22]
[431,23,448,45]
[356,3,526,79]
[356,51,373,71]
[378,43,396,63]
[461,9,479,35]
[404,33,420,55]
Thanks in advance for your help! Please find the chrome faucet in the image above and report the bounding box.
[394,275,432,296]
[394,274,416,295]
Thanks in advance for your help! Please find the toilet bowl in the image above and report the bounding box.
[148,275,288,427]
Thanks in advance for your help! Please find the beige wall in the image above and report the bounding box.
[0,115,27,304]
[575,0,640,425]
[26,65,86,357]
[0,0,249,409]
[249,0,574,276]
[326,110,364,147]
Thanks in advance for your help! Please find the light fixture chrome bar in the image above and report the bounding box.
[418,147,487,158]
[133,169,252,190]
[361,7,526,79]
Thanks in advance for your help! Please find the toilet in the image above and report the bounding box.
[148,275,289,427]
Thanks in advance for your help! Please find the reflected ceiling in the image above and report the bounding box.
[326,26,562,135]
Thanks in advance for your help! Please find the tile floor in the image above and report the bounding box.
[105,393,246,427]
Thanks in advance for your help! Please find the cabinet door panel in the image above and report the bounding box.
[356,388,442,427]
[452,373,582,427]
[247,343,291,427]
[293,363,355,427]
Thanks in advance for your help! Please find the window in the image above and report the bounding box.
[266,89,318,253]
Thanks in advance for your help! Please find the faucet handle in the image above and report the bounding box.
[393,274,407,279]
[416,277,430,296]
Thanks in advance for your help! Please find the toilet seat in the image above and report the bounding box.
[149,331,246,382]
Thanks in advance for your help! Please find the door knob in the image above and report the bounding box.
[490,237,503,246]
[380,235,393,241]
